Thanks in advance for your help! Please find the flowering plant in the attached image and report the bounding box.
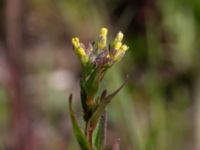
[69,27,129,150]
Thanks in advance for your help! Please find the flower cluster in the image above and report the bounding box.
[69,27,129,150]
[72,27,129,67]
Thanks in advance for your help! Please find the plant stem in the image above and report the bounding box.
[86,122,94,150]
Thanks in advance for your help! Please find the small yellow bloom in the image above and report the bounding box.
[77,47,89,64]
[77,47,86,56]
[71,28,129,66]
[114,42,122,50]
[98,27,108,49]
[72,37,89,64]
[112,31,124,50]
[115,31,124,42]
[113,44,129,62]
[100,27,108,36]
[120,44,129,51]
[72,37,80,49]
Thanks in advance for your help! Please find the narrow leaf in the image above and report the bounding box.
[100,90,107,100]
[68,94,91,150]
[104,75,128,102]
[87,76,128,132]
[94,111,107,150]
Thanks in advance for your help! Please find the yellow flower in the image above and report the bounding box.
[112,31,124,50]
[77,47,89,64]
[77,47,86,56]
[72,37,89,64]
[72,37,80,49]
[115,31,124,42]
[120,44,129,51]
[113,44,129,62]
[114,42,122,50]
[100,27,108,36]
[71,28,129,66]
[98,27,108,49]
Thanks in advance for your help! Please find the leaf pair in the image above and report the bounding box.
[68,76,128,150]
[87,77,128,131]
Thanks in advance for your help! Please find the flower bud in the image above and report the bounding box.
[113,44,129,62]
[112,31,124,50]
[98,27,108,49]
[114,42,122,50]
[72,37,89,64]
[72,37,80,49]
[120,44,129,51]
[115,31,123,42]
[77,47,89,64]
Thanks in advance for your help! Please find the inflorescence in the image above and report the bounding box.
[72,27,129,67]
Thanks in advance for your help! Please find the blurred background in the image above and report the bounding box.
[0,0,200,149]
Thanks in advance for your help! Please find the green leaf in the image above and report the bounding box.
[94,111,107,150]
[87,77,128,130]
[85,69,99,96]
[68,94,91,150]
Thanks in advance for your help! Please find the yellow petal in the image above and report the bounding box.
[99,27,108,36]
[72,37,80,48]
[77,47,85,56]
[113,44,129,62]
[112,31,124,49]
[115,31,124,42]
[77,47,89,64]
[114,42,122,50]
[98,27,108,49]
[120,44,129,51]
